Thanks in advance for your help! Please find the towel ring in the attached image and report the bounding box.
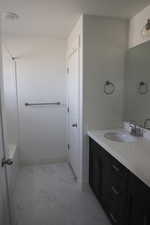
[138,81,149,95]
[104,81,115,95]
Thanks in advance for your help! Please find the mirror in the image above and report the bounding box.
[124,41,150,129]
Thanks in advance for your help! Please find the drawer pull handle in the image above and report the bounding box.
[112,164,120,172]
[110,213,118,224]
[112,186,120,195]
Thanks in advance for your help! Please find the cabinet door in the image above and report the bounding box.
[128,174,150,225]
[89,139,112,208]
[100,149,111,208]
[93,147,102,199]
[129,197,150,225]
[89,139,94,189]
[89,139,102,200]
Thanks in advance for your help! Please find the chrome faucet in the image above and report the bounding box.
[144,118,150,130]
[129,121,137,136]
[129,121,143,137]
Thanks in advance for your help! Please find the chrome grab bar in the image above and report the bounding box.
[25,102,61,106]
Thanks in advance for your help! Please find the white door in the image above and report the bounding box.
[0,47,11,225]
[2,47,19,225]
[67,37,81,180]
[0,113,10,225]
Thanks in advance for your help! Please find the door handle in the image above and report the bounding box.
[2,158,13,167]
[72,123,77,128]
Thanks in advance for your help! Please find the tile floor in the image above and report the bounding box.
[12,163,110,225]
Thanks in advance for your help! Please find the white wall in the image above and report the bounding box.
[129,4,150,48]
[83,15,128,130]
[5,36,67,165]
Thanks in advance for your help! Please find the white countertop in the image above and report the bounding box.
[88,129,150,188]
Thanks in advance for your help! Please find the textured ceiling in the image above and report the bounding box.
[1,0,150,38]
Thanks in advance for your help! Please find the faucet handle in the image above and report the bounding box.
[128,121,143,136]
[129,120,136,129]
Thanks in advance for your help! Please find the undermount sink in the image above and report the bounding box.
[104,131,138,143]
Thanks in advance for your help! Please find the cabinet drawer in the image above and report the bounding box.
[110,157,128,190]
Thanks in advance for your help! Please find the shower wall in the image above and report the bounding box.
[4,36,67,165]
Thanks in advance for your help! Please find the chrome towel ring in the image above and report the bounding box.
[104,81,115,95]
[137,81,149,95]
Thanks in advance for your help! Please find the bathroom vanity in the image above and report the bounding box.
[88,129,150,225]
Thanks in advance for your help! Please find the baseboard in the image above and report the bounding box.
[81,181,91,192]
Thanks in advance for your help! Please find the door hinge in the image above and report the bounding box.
[67,107,69,113]
[67,144,70,151]
[67,67,69,74]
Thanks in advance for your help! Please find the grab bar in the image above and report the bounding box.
[25,102,61,106]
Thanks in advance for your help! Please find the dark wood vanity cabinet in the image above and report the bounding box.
[89,138,150,225]
[89,139,111,206]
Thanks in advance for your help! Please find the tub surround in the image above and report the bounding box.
[88,126,150,188]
